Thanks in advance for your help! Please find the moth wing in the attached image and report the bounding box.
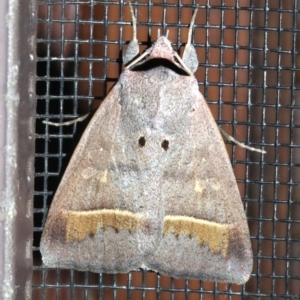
[145,87,253,284]
[40,80,162,273]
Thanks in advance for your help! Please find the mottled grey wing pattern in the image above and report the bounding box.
[40,79,163,273]
[41,64,252,283]
[144,77,253,284]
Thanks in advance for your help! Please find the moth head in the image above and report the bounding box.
[148,36,175,62]
[124,3,198,75]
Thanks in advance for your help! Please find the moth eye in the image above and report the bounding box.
[138,136,146,147]
[161,140,169,151]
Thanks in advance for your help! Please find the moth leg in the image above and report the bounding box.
[181,6,199,74]
[219,126,267,154]
[123,3,140,65]
[43,113,89,127]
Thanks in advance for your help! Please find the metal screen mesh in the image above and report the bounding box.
[33,0,300,299]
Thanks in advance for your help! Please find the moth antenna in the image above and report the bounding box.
[128,3,137,42]
[123,2,140,65]
[166,30,169,38]
[43,113,89,127]
[218,126,267,154]
[187,5,199,47]
[157,28,161,38]
[181,6,199,75]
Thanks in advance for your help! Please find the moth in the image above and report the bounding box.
[40,4,253,284]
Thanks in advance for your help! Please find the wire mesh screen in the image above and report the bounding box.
[33,0,300,299]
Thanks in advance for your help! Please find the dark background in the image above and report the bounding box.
[33,0,300,299]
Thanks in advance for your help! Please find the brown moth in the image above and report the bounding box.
[40,4,253,284]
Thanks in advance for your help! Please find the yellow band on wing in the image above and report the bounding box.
[65,209,144,242]
[65,210,230,256]
[163,215,230,256]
